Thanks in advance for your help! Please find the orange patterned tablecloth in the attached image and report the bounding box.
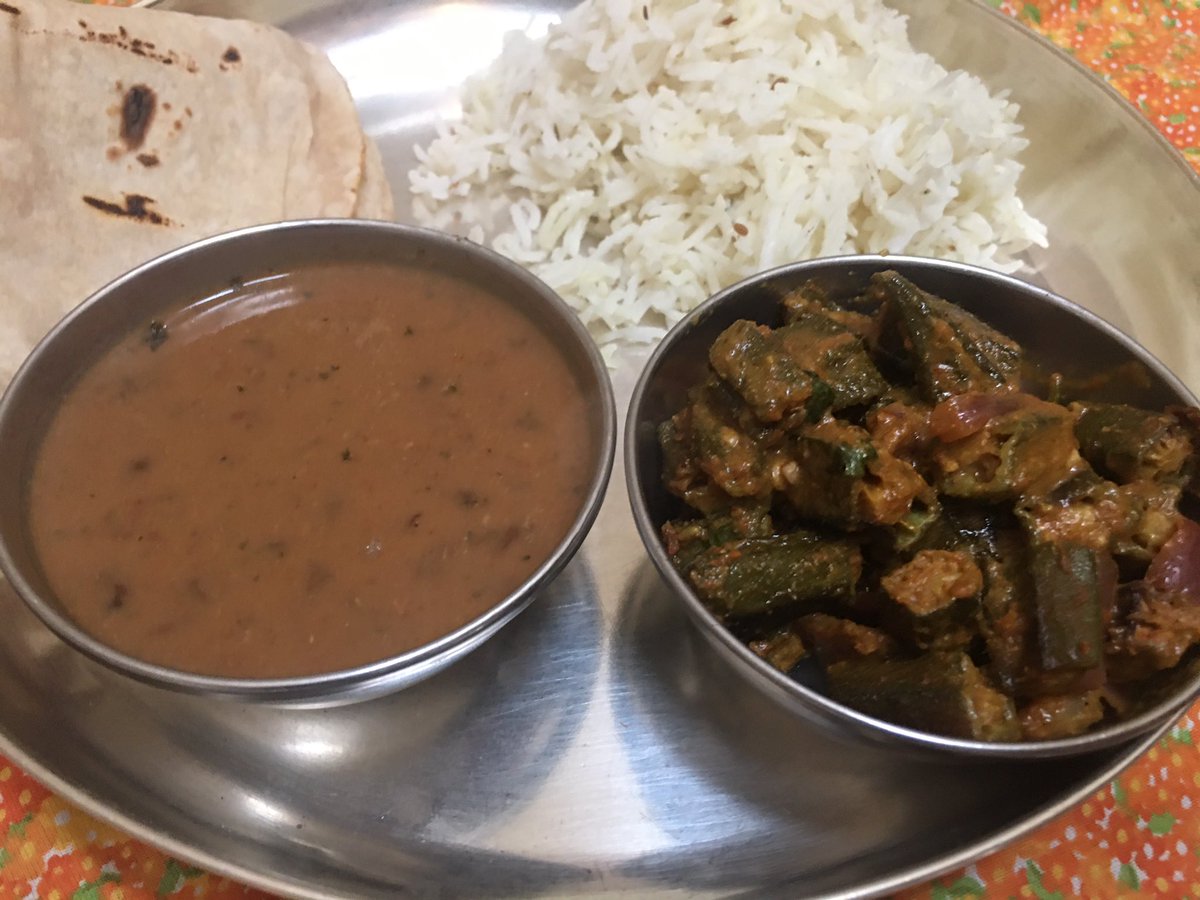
[4,2,1200,898]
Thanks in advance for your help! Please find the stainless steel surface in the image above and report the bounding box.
[0,220,615,705]
[627,253,1200,760]
[0,0,1198,897]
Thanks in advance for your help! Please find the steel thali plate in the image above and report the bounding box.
[3,0,1200,896]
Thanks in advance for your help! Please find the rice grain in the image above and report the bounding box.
[410,0,1048,357]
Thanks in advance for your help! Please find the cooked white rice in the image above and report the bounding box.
[409,0,1047,358]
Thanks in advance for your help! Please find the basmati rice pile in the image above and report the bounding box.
[410,0,1048,358]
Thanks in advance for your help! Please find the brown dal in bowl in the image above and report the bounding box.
[28,261,592,679]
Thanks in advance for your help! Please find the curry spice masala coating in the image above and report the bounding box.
[659,271,1200,742]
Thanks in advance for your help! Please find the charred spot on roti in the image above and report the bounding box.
[136,153,160,168]
[223,46,241,64]
[105,146,122,162]
[81,193,174,227]
[120,85,156,151]
[77,22,195,70]
[0,3,21,16]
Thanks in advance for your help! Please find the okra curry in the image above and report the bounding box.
[659,271,1200,742]
[28,262,592,678]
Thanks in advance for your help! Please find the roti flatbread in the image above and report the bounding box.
[354,129,395,221]
[0,0,394,386]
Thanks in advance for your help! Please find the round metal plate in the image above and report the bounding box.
[2,1,1198,897]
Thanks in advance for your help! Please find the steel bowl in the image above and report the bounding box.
[626,254,1200,760]
[0,219,616,705]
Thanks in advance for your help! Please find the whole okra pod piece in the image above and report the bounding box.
[869,271,1022,403]
[1030,540,1109,672]
[824,651,1020,741]
[772,311,889,411]
[686,530,862,620]
[709,320,832,423]
[1072,401,1193,484]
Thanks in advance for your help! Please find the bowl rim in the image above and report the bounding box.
[0,218,617,702]
[625,252,1200,759]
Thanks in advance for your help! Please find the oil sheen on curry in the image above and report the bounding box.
[29,262,592,678]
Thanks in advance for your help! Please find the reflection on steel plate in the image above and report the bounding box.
[3,0,1200,898]
[326,3,557,101]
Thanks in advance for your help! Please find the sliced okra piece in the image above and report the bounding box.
[688,379,770,498]
[773,311,889,411]
[661,518,712,575]
[908,498,1008,559]
[686,531,862,620]
[774,419,876,526]
[1030,540,1108,672]
[824,651,1020,742]
[934,395,1084,501]
[658,412,736,515]
[1018,469,1182,564]
[869,270,1022,403]
[886,498,944,554]
[1111,481,1187,562]
[879,549,983,650]
[979,531,1036,695]
[747,626,808,673]
[709,320,830,423]
[980,530,1110,697]
[779,281,875,338]
[1072,401,1193,484]
[1015,467,1120,554]
[659,413,699,496]
[776,419,932,528]
[661,507,775,573]
[794,613,898,667]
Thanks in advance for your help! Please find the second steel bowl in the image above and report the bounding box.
[626,253,1200,760]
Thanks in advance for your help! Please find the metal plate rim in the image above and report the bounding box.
[0,715,1176,900]
[2,0,1199,897]
[963,0,1200,195]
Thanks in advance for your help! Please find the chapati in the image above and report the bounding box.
[0,0,393,386]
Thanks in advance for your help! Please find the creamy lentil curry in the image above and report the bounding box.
[29,262,593,678]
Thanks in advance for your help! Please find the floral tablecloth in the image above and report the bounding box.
[4,1,1200,898]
